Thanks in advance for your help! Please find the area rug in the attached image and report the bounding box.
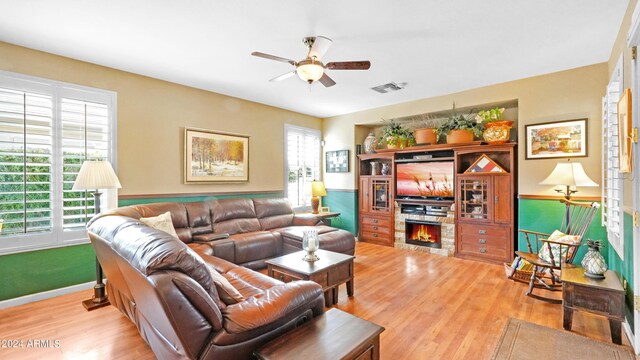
[491,318,635,360]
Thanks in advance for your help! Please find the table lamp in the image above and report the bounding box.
[73,160,122,311]
[311,181,327,214]
[539,159,598,200]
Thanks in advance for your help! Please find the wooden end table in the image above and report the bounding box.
[298,211,341,226]
[561,264,625,344]
[266,249,354,307]
[255,308,384,360]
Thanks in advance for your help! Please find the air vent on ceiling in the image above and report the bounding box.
[371,82,406,94]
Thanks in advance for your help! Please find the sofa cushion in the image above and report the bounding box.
[132,202,192,243]
[185,201,213,236]
[230,231,282,265]
[209,198,261,235]
[278,226,355,255]
[205,263,245,305]
[92,218,222,306]
[140,211,179,238]
[253,198,295,230]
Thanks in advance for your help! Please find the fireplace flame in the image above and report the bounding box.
[409,223,438,243]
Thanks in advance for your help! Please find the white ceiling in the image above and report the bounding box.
[0,1,629,118]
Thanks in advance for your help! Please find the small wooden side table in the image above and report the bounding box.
[298,212,341,226]
[266,249,354,307]
[255,308,384,360]
[561,264,625,344]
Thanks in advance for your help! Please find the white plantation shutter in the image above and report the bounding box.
[0,71,116,254]
[285,125,321,209]
[602,58,624,258]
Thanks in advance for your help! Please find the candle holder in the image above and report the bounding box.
[302,229,320,262]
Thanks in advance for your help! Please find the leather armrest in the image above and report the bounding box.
[293,213,323,226]
[221,281,323,334]
[199,253,238,274]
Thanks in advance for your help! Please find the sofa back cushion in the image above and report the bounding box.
[253,198,294,230]
[185,201,213,236]
[132,202,192,243]
[208,198,261,235]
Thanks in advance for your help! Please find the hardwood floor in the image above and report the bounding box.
[0,242,633,359]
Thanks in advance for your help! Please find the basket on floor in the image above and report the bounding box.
[504,257,546,284]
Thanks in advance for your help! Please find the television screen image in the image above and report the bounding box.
[396,161,454,198]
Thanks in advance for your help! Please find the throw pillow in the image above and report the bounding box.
[538,230,581,264]
[140,211,179,238]
[206,263,245,305]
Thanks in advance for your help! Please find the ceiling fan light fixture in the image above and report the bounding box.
[296,59,324,83]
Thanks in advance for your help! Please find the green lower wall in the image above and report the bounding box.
[323,190,358,235]
[0,191,283,302]
[608,211,635,331]
[0,244,96,301]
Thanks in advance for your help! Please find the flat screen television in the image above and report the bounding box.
[396,161,454,200]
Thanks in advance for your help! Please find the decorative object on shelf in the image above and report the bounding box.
[184,127,249,183]
[582,239,607,279]
[412,115,441,145]
[435,103,483,144]
[617,88,633,173]
[476,108,512,144]
[380,119,415,149]
[311,181,327,214]
[320,206,330,213]
[381,163,390,175]
[302,229,320,262]
[363,132,377,153]
[539,159,598,200]
[73,160,122,311]
[525,119,587,159]
[326,150,350,173]
[370,161,380,175]
[464,154,506,173]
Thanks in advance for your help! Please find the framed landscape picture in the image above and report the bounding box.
[326,150,350,173]
[525,119,587,160]
[184,127,249,183]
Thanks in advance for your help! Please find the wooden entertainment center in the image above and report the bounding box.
[357,143,516,264]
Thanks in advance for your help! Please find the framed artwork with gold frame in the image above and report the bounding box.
[617,88,633,173]
[184,127,249,183]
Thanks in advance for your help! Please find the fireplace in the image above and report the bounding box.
[405,219,441,248]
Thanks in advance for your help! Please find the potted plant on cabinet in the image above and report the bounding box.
[412,115,441,145]
[380,119,415,149]
[435,104,483,144]
[475,107,512,144]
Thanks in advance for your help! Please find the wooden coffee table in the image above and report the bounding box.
[266,249,354,307]
[255,308,384,360]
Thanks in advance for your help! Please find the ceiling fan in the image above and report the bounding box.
[251,36,371,87]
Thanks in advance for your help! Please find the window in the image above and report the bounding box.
[0,71,116,254]
[284,125,320,210]
[602,57,624,258]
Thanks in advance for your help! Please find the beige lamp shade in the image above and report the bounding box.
[539,161,598,187]
[73,160,122,190]
[311,181,327,197]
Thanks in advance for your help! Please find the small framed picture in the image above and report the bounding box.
[320,206,330,213]
[525,119,588,160]
[326,150,350,173]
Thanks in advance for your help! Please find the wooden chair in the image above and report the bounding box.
[515,200,600,303]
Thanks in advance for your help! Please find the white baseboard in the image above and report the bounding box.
[0,281,95,309]
[624,320,637,354]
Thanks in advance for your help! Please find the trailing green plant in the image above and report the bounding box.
[434,103,484,140]
[475,107,505,124]
[379,119,415,147]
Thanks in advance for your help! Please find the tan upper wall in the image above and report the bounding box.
[0,42,321,196]
[323,63,608,197]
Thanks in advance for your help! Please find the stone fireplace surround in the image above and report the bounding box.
[394,203,455,257]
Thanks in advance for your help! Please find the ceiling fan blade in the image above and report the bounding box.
[326,61,371,70]
[318,73,336,87]
[251,52,296,65]
[269,71,297,82]
[307,36,333,60]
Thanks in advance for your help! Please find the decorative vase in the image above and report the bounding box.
[482,121,513,144]
[582,240,607,278]
[363,132,377,154]
[414,128,437,145]
[370,161,380,175]
[302,229,320,262]
[446,129,474,144]
[381,163,390,175]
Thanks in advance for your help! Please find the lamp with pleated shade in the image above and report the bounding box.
[539,160,598,200]
[73,160,121,311]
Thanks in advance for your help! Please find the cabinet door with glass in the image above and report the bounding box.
[457,176,492,222]
[369,178,392,213]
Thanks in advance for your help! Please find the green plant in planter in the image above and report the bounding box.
[434,103,484,140]
[475,107,505,124]
[380,119,415,148]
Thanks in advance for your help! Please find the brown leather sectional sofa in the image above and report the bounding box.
[99,197,355,268]
[86,197,356,359]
